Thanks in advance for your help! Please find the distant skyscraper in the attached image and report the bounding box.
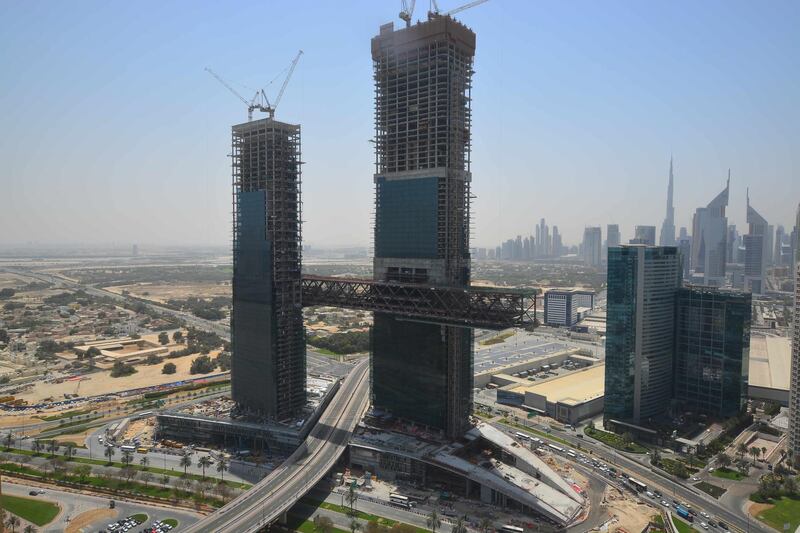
[632,225,656,246]
[677,236,691,280]
[552,226,562,257]
[131,244,139,257]
[607,224,621,248]
[659,156,676,246]
[775,225,786,266]
[788,264,800,463]
[674,286,751,418]
[679,226,688,240]
[744,190,768,294]
[582,227,602,267]
[727,225,738,264]
[604,245,682,426]
[691,174,729,286]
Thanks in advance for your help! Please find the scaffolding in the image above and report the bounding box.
[231,118,305,421]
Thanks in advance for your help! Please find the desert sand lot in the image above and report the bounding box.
[0,272,30,289]
[602,486,655,533]
[18,351,228,403]
[105,282,230,304]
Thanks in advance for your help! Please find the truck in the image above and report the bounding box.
[676,506,693,522]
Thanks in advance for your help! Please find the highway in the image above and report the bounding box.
[487,416,770,533]
[183,358,371,533]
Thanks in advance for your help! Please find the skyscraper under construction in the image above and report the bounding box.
[370,15,475,439]
[230,118,305,421]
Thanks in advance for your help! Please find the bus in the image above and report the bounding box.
[627,477,647,493]
[120,445,136,453]
[500,525,524,533]
[515,432,529,441]
[137,447,150,454]
[547,443,564,453]
[389,493,411,509]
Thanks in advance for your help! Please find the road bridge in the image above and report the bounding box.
[183,359,370,533]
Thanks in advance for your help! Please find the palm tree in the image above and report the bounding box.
[349,517,361,533]
[478,517,493,533]
[345,484,359,517]
[3,432,15,451]
[198,456,212,479]
[47,440,59,458]
[216,457,229,482]
[427,507,442,533]
[140,471,153,487]
[451,516,468,533]
[23,525,36,533]
[180,453,192,475]
[30,439,41,455]
[139,456,149,470]
[762,446,768,460]
[314,515,334,533]
[6,515,20,533]
[750,447,761,464]
[737,442,748,461]
[121,450,133,467]
[104,446,115,464]
[63,443,76,461]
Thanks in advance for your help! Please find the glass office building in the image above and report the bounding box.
[674,286,751,418]
[604,245,682,426]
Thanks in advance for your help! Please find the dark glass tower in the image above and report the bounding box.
[674,286,751,418]
[230,118,305,420]
[604,245,682,426]
[370,15,475,438]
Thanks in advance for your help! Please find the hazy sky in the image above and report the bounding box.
[1,0,797,249]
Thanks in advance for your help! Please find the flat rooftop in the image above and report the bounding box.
[749,335,791,391]
[509,363,605,405]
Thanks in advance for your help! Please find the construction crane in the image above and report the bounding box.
[429,0,489,17]
[205,50,303,121]
[399,0,416,27]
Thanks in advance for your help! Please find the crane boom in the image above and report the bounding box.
[204,68,249,107]
[444,0,488,16]
[273,50,303,114]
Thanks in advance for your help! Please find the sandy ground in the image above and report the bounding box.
[105,282,230,304]
[602,486,654,533]
[18,351,227,402]
[0,272,30,289]
[750,437,779,459]
[66,508,118,533]
[747,501,774,518]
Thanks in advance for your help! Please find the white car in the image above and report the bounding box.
[692,476,700,481]
[701,511,710,518]
[700,523,709,530]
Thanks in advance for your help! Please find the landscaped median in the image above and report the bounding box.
[0,494,60,527]
[711,467,745,481]
[583,426,648,453]
[299,496,430,533]
[499,419,572,447]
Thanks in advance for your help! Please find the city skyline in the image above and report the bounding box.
[1,0,798,249]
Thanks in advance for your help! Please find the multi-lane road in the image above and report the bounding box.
[183,358,371,533]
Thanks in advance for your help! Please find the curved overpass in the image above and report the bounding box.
[183,359,370,533]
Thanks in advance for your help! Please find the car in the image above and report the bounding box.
[700,511,709,518]
[700,523,709,530]
[718,521,728,530]
[37,489,45,494]
[661,500,669,507]
[29,490,38,496]
[692,476,700,481]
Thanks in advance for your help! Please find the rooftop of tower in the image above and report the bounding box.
[371,13,476,58]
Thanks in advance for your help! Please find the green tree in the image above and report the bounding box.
[31,439,42,455]
[139,456,149,469]
[736,442,748,461]
[427,507,442,533]
[85,346,101,368]
[198,455,212,479]
[450,517,468,533]
[158,332,169,345]
[104,445,116,464]
[216,457,229,482]
[3,432,15,450]
[73,464,92,483]
[345,484,359,517]
[350,517,362,533]
[24,525,36,533]
[716,452,732,469]
[162,362,177,374]
[63,443,76,461]
[478,517,493,533]
[140,471,153,487]
[121,450,133,467]
[172,331,184,344]
[6,515,20,533]
[47,440,59,458]
[180,452,192,475]
[314,515,335,533]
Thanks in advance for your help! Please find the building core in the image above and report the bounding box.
[370,15,475,438]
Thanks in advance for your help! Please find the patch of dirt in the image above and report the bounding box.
[602,486,655,533]
[748,501,774,517]
[66,508,118,533]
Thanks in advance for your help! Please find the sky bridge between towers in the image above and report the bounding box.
[301,275,538,330]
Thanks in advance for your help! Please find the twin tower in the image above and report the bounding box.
[230,15,477,439]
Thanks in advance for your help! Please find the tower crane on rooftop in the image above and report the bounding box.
[205,49,303,122]
[399,0,416,27]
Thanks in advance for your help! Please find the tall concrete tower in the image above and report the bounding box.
[659,156,676,246]
[230,118,305,420]
[370,15,475,438]
[691,174,729,285]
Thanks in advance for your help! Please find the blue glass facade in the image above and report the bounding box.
[604,246,682,425]
[374,177,439,259]
[675,287,751,418]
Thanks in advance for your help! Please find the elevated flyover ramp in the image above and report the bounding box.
[183,359,370,533]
